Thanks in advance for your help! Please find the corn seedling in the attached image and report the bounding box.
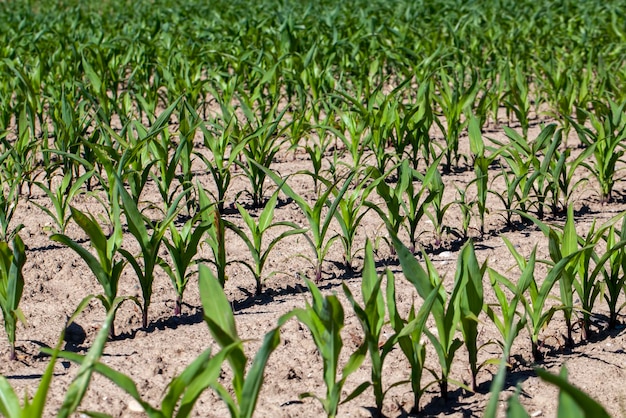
[118,180,186,329]
[258,162,355,283]
[198,183,230,287]
[289,278,367,418]
[31,170,92,234]
[503,222,588,360]
[148,113,195,212]
[485,239,535,364]
[502,66,532,138]
[330,103,370,171]
[467,114,507,235]
[341,240,392,414]
[303,108,335,193]
[387,268,441,414]
[393,233,468,400]
[492,124,556,222]
[453,186,473,240]
[0,235,25,361]
[522,206,625,342]
[434,68,480,172]
[226,190,306,295]
[160,212,211,316]
[425,167,453,246]
[2,99,40,196]
[456,241,489,392]
[545,143,593,216]
[237,104,289,207]
[369,159,439,254]
[0,180,23,242]
[195,114,247,213]
[200,264,284,418]
[332,173,379,272]
[598,220,626,329]
[570,99,626,203]
[394,80,438,169]
[51,204,132,338]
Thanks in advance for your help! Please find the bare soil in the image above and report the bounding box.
[2,120,626,418]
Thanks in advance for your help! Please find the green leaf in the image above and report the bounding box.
[536,367,610,418]
[239,327,281,418]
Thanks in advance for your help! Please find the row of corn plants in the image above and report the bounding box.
[0,92,624,345]
[1,0,626,191]
[1,226,621,416]
[1,0,626,415]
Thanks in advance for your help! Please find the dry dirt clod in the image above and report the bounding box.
[127,399,144,413]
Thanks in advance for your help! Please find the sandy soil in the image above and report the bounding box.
[1,119,626,418]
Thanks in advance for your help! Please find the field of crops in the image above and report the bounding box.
[1,0,626,416]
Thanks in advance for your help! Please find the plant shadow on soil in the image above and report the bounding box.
[113,306,205,341]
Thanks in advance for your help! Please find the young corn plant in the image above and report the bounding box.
[386,269,440,415]
[490,132,531,227]
[453,186,473,240]
[195,115,247,213]
[566,209,626,339]
[303,105,337,192]
[198,183,230,287]
[51,203,131,338]
[597,220,626,329]
[160,212,211,317]
[118,181,186,329]
[99,97,180,206]
[456,241,489,392]
[226,190,306,296]
[485,240,535,364]
[368,159,439,254]
[544,141,593,216]
[237,105,290,207]
[491,124,555,223]
[0,235,26,361]
[0,180,23,242]
[341,240,393,414]
[570,99,626,203]
[434,68,480,172]
[1,105,40,196]
[332,172,379,272]
[147,118,194,213]
[31,170,93,234]
[199,265,284,418]
[424,167,454,247]
[394,80,438,169]
[517,124,563,220]
[502,221,588,360]
[330,103,370,171]
[336,81,409,174]
[392,233,469,400]
[258,163,355,283]
[521,206,623,342]
[467,114,507,235]
[289,278,367,418]
[502,66,532,138]
[499,238,557,362]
